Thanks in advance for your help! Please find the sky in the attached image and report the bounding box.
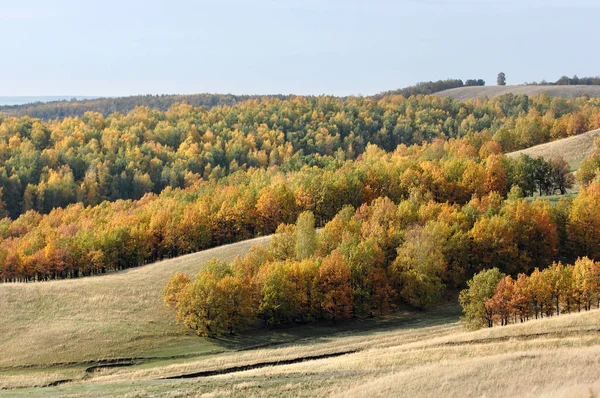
[1,0,599,97]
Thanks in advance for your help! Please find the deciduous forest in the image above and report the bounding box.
[3,91,600,337]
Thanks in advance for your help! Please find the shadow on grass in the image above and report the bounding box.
[208,300,462,353]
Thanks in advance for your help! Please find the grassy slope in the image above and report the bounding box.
[505,128,600,171]
[0,236,271,369]
[437,85,600,101]
[4,307,600,397]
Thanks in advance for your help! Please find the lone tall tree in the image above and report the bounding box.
[295,211,317,260]
[497,72,507,86]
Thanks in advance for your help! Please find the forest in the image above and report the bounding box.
[0,127,590,284]
[0,93,285,120]
[1,79,485,120]
[2,90,600,336]
[0,93,599,220]
[162,175,600,336]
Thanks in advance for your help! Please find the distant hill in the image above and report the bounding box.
[438,85,600,101]
[0,93,287,119]
[506,128,600,170]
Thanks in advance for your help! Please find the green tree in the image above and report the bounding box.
[497,72,506,86]
[459,268,505,329]
[295,211,317,260]
[391,224,447,308]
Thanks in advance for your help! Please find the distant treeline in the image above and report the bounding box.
[1,79,489,120]
[1,94,600,220]
[0,94,287,120]
[373,78,485,100]
[527,75,600,86]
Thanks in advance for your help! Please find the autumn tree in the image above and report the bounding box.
[528,268,553,318]
[295,211,317,260]
[568,180,600,259]
[459,268,505,329]
[487,275,515,326]
[318,251,352,322]
[391,224,447,308]
[163,272,191,307]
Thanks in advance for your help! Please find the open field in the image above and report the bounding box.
[3,304,600,397]
[0,236,272,370]
[3,227,600,396]
[505,128,600,171]
[437,85,600,101]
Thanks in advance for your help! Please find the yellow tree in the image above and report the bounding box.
[511,273,532,323]
[163,272,191,307]
[572,257,597,311]
[528,268,553,319]
[318,251,352,323]
[295,211,317,260]
[568,180,600,259]
[217,275,255,334]
[484,155,508,196]
[391,224,447,309]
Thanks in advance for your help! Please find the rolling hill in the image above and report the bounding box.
[505,128,600,170]
[437,85,600,101]
[3,232,600,397]
[3,289,600,396]
[0,236,271,370]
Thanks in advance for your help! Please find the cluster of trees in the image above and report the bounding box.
[0,93,285,119]
[509,154,574,196]
[374,78,483,99]
[1,93,600,219]
[0,129,588,283]
[460,258,600,329]
[163,175,600,335]
[527,75,600,86]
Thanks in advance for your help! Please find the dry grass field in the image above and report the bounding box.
[506,128,600,171]
[2,305,600,397]
[3,232,600,397]
[437,85,600,101]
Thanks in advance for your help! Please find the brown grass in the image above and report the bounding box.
[506,128,600,171]
[437,85,600,101]
[4,308,600,397]
[4,233,600,397]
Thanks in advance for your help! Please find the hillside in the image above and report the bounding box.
[437,85,600,101]
[3,281,600,397]
[506,128,600,170]
[0,236,271,370]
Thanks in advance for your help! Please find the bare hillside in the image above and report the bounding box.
[438,85,600,101]
[506,129,600,170]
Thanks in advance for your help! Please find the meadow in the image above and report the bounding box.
[438,85,600,101]
[3,297,600,397]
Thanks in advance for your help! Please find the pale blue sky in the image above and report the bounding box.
[1,0,599,96]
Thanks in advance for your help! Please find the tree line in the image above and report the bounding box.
[1,93,599,220]
[460,257,600,329]
[373,78,484,99]
[0,94,286,119]
[4,79,484,120]
[163,176,600,336]
[527,75,600,86]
